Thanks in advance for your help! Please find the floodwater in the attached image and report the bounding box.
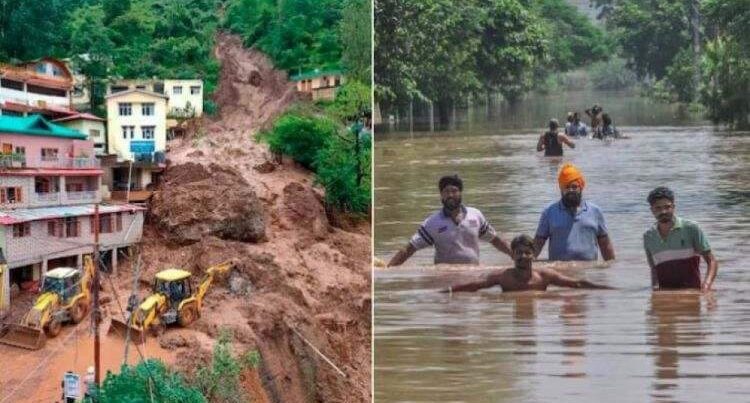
[374,90,750,402]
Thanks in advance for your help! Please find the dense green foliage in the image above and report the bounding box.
[0,0,220,115]
[315,125,371,213]
[375,0,613,119]
[223,0,345,73]
[261,100,371,214]
[595,0,750,127]
[264,114,339,169]
[97,359,205,403]
[193,330,251,403]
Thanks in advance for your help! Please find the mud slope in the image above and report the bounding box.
[144,33,371,402]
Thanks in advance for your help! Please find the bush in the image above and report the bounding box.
[314,128,371,213]
[203,100,218,116]
[96,359,205,403]
[193,330,249,403]
[265,113,338,169]
[588,58,638,90]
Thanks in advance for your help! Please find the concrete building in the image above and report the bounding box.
[0,115,144,309]
[106,78,203,117]
[53,113,107,156]
[0,58,79,119]
[104,89,168,202]
[290,69,344,101]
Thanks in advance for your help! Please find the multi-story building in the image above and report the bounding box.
[107,78,203,116]
[0,57,79,119]
[53,113,107,156]
[104,89,168,202]
[0,115,144,309]
[291,69,344,101]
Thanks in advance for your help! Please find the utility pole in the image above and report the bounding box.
[93,204,101,385]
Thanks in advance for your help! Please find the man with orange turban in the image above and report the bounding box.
[533,163,615,261]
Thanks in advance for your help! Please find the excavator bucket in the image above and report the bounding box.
[108,317,145,344]
[0,323,45,350]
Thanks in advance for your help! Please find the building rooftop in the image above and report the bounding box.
[53,113,105,123]
[0,203,146,225]
[104,89,169,100]
[155,268,192,282]
[0,115,86,139]
[290,68,343,81]
[45,267,78,279]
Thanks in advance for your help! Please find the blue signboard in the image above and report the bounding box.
[130,140,155,154]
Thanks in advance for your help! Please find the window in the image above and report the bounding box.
[90,214,114,234]
[142,103,154,116]
[35,64,46,74]
[116,212,123,231]
[190,86,201,95]
[121,126,135,139]
[65,217,80,238]
[1,187,23,204]
[41,148,58,161]
[14,146,25,155]
[119,103,132,116]
[110,86,128,93]
[66,183,84,192]
[173,86,182,95]
[0,78,23,91]
[35,177,57,193]
[13,223,30,238]
[48,219,63,237]
[52,66,62,77]
[135,85,146,90]
[89,129,100,139]
[141,126,155,139]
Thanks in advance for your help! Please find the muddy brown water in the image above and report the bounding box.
[374,91,750,402]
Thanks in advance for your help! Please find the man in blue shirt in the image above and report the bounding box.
[534,163,616,261]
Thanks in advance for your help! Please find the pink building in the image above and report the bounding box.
[0,115,144,310]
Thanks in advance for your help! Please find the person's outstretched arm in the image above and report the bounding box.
[543,269,613,289]
[388,243,417,267]
[490,236,512,257]
[440,273,503,293]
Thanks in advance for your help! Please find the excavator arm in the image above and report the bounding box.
[194,261,232,310]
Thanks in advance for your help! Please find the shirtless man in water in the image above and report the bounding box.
[441,235,613,293]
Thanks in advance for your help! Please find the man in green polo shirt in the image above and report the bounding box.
[643,187,718,291]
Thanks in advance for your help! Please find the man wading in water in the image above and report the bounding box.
[387,175,512,266]
[643,187,718,291]
[534,163,616,261]
[441,235,612,293]
[537,119,575,157]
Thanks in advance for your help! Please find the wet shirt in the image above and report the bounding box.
[535,200,608,261]
[543,132,563,156]
[410,206,497,264]
[643,217,710,289]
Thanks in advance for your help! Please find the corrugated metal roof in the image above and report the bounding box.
[0,115,86,139]
[290,68,343,81]
[0,203,145,225]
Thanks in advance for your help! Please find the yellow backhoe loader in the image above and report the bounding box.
[0,256,94,350]
[109,261,232,342]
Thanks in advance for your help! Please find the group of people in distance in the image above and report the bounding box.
[387,164,718,294]
[537,104,622,157]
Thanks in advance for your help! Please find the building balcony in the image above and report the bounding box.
[33,191,61,207]
[65,190,98,202]
[1,155,101,170]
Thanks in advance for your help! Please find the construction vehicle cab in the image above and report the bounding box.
[0,256,94,350]
[110,261,232,342]
[42,268,82,303]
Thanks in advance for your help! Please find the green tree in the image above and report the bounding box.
[340,0,371,83]
[325,80,371,123]
[315,133,370,213]
[264,113,338,169]
[97,359,205,403]
[193,330,248,403]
